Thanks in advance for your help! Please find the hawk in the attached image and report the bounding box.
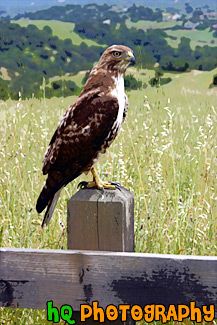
[36,45,135,227]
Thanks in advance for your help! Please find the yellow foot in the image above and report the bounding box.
[78,168,120,190]
[86,180,116,190]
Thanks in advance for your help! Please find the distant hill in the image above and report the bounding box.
[1,0,217,16]
[12,3,217,35]
[13,4,163,23]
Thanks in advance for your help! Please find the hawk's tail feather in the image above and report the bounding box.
[41,188,62,228]
[36,171,65,214]
[36,170,81,226]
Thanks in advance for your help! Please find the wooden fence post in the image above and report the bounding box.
[67,186,135,324]
[67,186,134,252]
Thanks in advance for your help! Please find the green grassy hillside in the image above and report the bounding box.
[54,66,217,100]
[126,18,183,30]
[14,19,99,47]
[166,29,217,49]
[0,19,104,100]
[132,67,217,95]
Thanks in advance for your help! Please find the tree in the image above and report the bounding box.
[124,74,143,90]
[43,26,52,35]
[212,74,217,86]
[177,37,193,61]
[185,3,193,14]
[0,79,9,100]
[148,70,171,87]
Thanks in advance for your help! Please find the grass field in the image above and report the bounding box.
[126,18,183,31]
[0,68,217,323]
[165,29,217,49]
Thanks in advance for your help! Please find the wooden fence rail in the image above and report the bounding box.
[0,248,217,316]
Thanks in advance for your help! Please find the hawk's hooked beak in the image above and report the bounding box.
[127,53,136,66]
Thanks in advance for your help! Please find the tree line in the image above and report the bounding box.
[14,4,162,24]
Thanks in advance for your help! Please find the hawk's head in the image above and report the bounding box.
[98,45,135,73]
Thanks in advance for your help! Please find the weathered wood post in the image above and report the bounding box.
[67,186,135,324]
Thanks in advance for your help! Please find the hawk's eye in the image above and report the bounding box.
[113,51,122,58]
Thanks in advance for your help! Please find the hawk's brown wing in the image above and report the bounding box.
[36,90,119,214]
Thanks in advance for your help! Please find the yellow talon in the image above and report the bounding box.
[86,168,116,190]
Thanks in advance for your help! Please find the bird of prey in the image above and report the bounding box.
[36,44,135,227]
